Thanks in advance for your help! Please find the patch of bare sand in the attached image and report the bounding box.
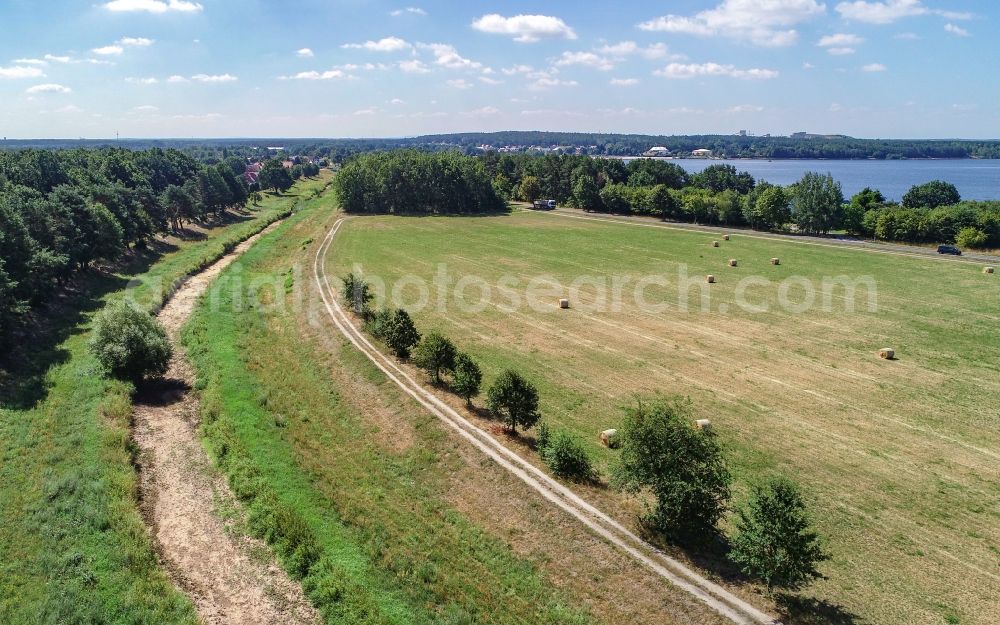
[133,222,319,625]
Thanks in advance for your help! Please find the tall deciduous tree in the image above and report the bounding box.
[412,332,457,383]
[451,352,482,405]
[486,369,541,432]
[791,172,844,234]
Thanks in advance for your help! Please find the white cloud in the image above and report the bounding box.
[126,76,159,84]
[818,33,864,47]
[342,37,411,53]
[596,41,678,60]
[501,64,535,75]
[829,102,844,112]
[133,104,159,111]
[191,73,238,83]
[280,70,350,80]
[862,62,887,72]
[638,0,826,47]
[944,23,970,37]
[479,76,503,85]
[654,62,779,80]
[0,65,45,79]
[44,54,72,63]
[119,37,154,47]
[388,98,405,104]
[103,0,202,13]
[463,106,500,116]
[446,78,473,89]
[528,77,578,90]
[398,59,431,74]
[93,45,124,56]
[610,77,639,86]
[727,104,764,113]
[471,14,577,43]
[353,108,377,115]
[13,58,47,66]
[296,48,314,58]
[27,83,72,94]
[828,47,856,55]
[803,62,816,69]
[420,43,484,71]
[167,74,188,83]
[554,51,614,71]
[834,0,946,24]
[390,7,426,16]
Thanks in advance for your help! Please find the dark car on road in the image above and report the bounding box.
[937,245,962,255]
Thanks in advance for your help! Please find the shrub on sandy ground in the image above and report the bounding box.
[539,429,596,482]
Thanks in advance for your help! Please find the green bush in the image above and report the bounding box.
[364,307,393,339]
[89,299,172,383]
[486,369,541,432]
[611,397,730,542]
[729,477,829,591]
[540,429,596,482]
[955,226,989,249]
[412,332,457,383]
[383,309,420,359]
[450,352,482,404]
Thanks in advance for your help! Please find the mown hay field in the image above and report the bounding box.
[327,210,1000,625]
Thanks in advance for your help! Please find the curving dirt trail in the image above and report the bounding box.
[133,222,319,625]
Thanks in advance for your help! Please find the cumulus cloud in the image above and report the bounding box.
[527,76,578,90]
[280,70,350,80]
[446,78,473,89]
[862,62,887,71]
[93,45,124,56]
[554,51,614,71]
[103,0,203,13]
[419,43,484,71]
[479,76,503,85]
[0,65,46,79]
[463,106,500,116]
[835,0,969,24]
[120,37,154,47]
[638,0,825,47]
[654,62,779,80]
[27,83,72,94]
[610,78,639,86]
[342,37,411,53]
[596,41,678,60]
[167,74,188,83]
[296,48,314,58]
[133,105,159,111]
[727,104,765,113]
[390,7,426,16]
[12,58,47,66]
[398,59,431,74]
[191,73,238,82]
[944,23,970,37]
[126,76,159,84]
[471,14,577,43]
[44,54,72,63]
[818,33,864,47]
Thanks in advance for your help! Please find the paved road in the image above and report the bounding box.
[531,206,1000,266]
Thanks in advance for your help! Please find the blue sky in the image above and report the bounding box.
[0,0,995,139]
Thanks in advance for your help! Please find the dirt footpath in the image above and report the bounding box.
[133,222,319,625]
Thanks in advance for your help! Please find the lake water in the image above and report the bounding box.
[661,159,1000,201]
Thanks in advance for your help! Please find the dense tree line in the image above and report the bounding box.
[334,151,504,214]
[0,148,253,344]
[10,133,1000,162]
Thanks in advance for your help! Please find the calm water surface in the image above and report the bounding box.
[665,159,1000,201]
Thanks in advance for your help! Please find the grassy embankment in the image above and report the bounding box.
[326,210,1000,625]
[180,190,628,625]
[0,173,330,624]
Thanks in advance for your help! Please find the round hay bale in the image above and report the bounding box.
[985,266,995,274]
[770,258,780,265]
[695,419,712,431]
[879,348,895,360]
[599,429,618,448]
[712,240,720,247]
[728,259,738,267]
[706,274,716,284]
[559,298,570,309]
[722,234,731,241]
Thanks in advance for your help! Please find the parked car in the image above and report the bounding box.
[532,199,557,210]
[937,245,962,256]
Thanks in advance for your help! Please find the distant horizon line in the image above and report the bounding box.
[2,132,1000,143]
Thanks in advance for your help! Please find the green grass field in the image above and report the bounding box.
[0,174,329,625]
[326,209,1000,625]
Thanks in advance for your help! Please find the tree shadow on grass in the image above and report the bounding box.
[0,243,171,411]
[775,593,863,625]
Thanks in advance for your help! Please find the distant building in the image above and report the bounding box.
[691,148,713,157]
[738,130,747,137]
[643,146,671,157]
[243,162,263,186]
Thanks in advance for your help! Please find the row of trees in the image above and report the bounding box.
[334,151,505,214]
[341,272,828,592]
[0,148,254,345]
